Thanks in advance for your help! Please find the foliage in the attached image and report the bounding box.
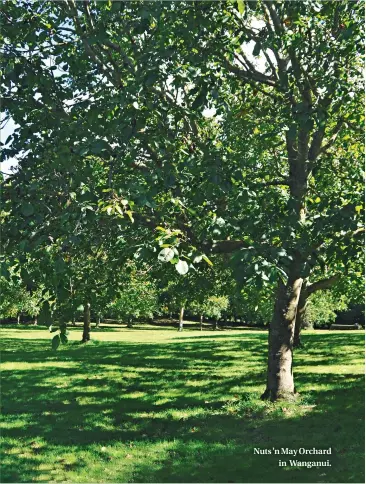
[108,270,158,324]
[1,0,363,288]
[49,322,69,350]
[306,291,348,328]
[0,276,42,320]
[202,295,229,322]
[232,285,275,326]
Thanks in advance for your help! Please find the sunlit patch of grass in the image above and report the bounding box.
[0,327,364,483]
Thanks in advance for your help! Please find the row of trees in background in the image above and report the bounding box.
[1,258,361,333]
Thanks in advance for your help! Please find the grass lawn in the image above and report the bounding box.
[0,325,364,483]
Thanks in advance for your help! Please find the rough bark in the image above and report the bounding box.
[262,262,303,401]
[294,275,340,348]
[178,306,184,331]
[82,301,91,343]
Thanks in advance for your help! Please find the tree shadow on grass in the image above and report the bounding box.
[0,332,364,483]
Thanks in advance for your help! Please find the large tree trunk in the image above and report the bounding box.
[262,264,303,401]
[261,112,309,400]
[82,301,91,343]
[178,306,184,331]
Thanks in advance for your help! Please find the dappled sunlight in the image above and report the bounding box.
[1,328,364,482]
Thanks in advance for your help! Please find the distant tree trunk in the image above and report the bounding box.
[96,315,101,328]
[213,318,219,330]
[127,318,134,328]
[70,279,75,326]
[178,306,184,331]
[200,314,203,331]
[169,311,173,321]
[82,301,91,343]
[17,313,21,325]
[33,316,38,326]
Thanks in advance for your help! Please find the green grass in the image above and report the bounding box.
[0,325,364,483]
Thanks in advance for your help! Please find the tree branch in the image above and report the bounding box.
[221,56,278,88]
[307,274,340,295]
[318,119,344,156]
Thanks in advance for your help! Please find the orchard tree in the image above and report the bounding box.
[157,255,232,331]
[203,296,230,330]
[108,264,158,327]
[158,266,212,332]
[153,0,364,399]
[0,275,42,324]
[1,1,364,400]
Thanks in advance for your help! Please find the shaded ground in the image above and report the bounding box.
[0,327,364,483]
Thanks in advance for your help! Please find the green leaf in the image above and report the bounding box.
[52,334,61,350]
[111,1,122,13]
[90,140,110,154]
[60,333,68,344]
[158,248,175,262]
[146,72,158,87]
[175,259,189,275]
[202,255,213,266]
[115,205,124,216]
[253,42,261,57]
[21,202,34,217]
[192,91,207,110]
[237,0,245,15]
